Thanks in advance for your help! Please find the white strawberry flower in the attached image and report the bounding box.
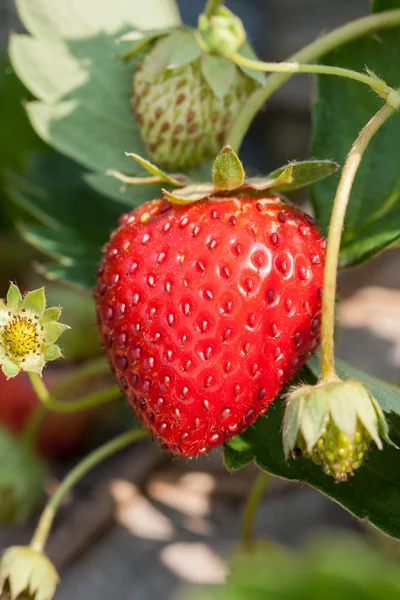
[0,284,69,378]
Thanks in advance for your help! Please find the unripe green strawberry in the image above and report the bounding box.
[283,379,391,482]
[132,56,255,171]
[297,419,371,481]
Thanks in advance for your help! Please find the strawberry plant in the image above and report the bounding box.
[0,0,400,598]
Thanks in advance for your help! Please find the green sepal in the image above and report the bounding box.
[43,345,63,361]
[235,41,266,85]
[200,54,236,99]
[42,307,61,323]
[298,388,330,452]
[370,395,394,447]
[327,381,358,436]
[282,394,303,458]
[1,360,20,379]
[118,28,173,61]
[0,546,59,600]
[115,154,338,205]
[167,31,202,69]
[139,30,197,79]
[163,184,214,205]
[6,284,23,314]
[352,384,385,449]
[246,160,339,194]
[43,321,70,345]
[23,288,46,317]
[212,146,245,191]
[124,153,188,187]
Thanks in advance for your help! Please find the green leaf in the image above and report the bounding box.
[225,361,400,540]
[236,41,266,86]
[11,0,181,196]
[311,26,400,267]
[15,0,180,41]
[372,0,400,11]
[201,54,236,99]
[0,428,45,523]
[188,535,400,600]
[0,56,46,177]
[7,152,126,290]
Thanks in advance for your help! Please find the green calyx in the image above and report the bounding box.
[197,6,247,57]
[0,284,69,378]
[0,427,45,525]
[0,546,59,600]
[110,147,339,206]
[282,379,392,482]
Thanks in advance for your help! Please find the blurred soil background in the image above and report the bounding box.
[0,1,399,598]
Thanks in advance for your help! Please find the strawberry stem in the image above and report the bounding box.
[320,103,396,382]
[230,53,389,97]
[30,429,149,553]
[227,9,400,152]
[204,0,225,19]
[28,372,121,413]
[242,471,270,551]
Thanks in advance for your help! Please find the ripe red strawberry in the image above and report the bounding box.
[95,196,325,456]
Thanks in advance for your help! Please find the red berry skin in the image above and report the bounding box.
[96,196,325,457]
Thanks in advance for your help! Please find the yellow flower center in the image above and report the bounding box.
[2,315,42,358]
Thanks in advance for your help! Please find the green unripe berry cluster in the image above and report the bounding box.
[298,419,371,481]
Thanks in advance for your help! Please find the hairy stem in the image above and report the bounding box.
[231,53,388,95]
[320,104,395,382]
[242,471,270,551]
[228,9,400,151]
[204,0,224,19]
[30,428,149,553]
[28,372,120,413]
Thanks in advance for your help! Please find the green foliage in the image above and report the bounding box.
[0,58,46,175]
[372,0,400,11]
[7,152,125,289]
[0,427,45,524]
[225,361,400,540]
[187,535,400,600]
[311,21,400,267]
[10,0,181,191]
